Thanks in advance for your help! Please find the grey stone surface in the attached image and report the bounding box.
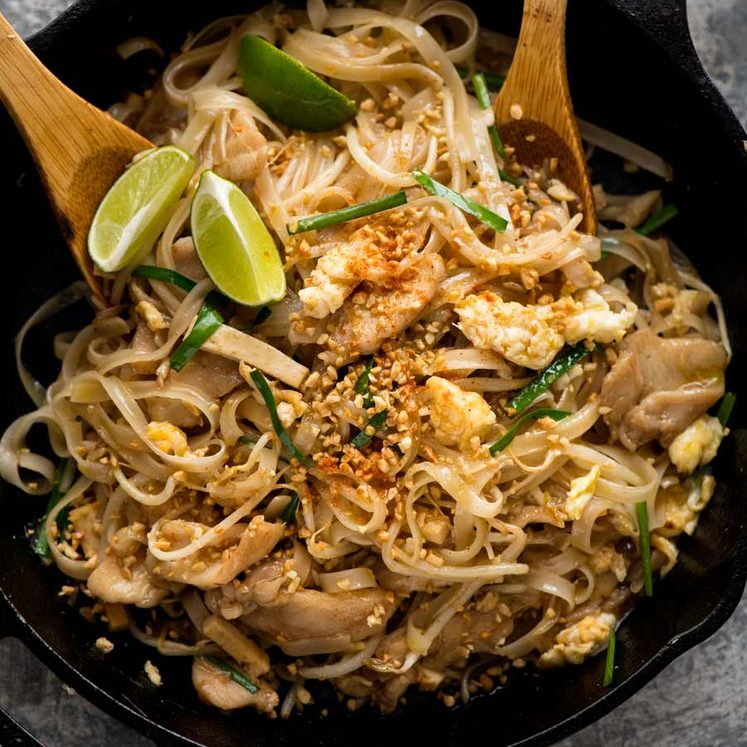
[0,1,745,745]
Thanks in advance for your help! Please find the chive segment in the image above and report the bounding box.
[635,501,653,597]
[132,265,228,307]
[636,204,679,236]
[351,409,388,450]
[457,66,505,91]
[507,346,592,416]
[412,170,508,233]
[249,369,311,467]
[489,408,570,456]
[287,192,408,235]
[203,656,259,693]
[603,629,616,687]
[281,492,300,524]
[32,459,71,558]
[717,391,736,427]
[473,73,506,159]
[355,357,375,408]
[170,303,224,372]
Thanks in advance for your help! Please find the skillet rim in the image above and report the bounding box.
[1,1,746,745]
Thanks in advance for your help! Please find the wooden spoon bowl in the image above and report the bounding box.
[494,0,596,234]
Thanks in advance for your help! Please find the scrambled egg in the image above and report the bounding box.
[455,292,564,370]
[146,421,189,456]
[424,376,496,448]
[561,289,636,345]
[562,464,600,521]
[589,545,629,582]
[667,415,723,474]
[538,612,616,667]
[135,300,168,331]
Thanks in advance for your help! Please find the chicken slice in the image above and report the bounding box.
[87,555,167,608]
[243,588,395,655]
[600,328,727,448]
[329,253,445,359]
[153,516,284,590]
[192,656,278,713]
[213,109,269,184]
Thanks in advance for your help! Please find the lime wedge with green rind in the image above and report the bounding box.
[238,34,356,132]
[190,170,286,306]
[88,146,194,273]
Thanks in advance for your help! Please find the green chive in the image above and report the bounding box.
[507,346,592,416]
[351,409,389,450]
[355,357,375,409]
[499,169,521,188]
[239,436,257,446]
[170,303,224,372]
[254,306,272,325]
[281,492,300,524]
[636,204,679,236]
[717,391,736,428]
[249,369,311,467]
[412,170,508,233]
[472,72,506,160]
[32,459,71,558]
[635,501,653,597]
[132,265,228,307]
[287,191,408,235]
[603,629,616,687]
[203,656,259,693]
[488,408,570,456]
[457,66,505,91]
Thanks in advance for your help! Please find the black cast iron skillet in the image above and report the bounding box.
[1,1,746,745]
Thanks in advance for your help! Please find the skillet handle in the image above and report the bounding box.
[603,0,701,68]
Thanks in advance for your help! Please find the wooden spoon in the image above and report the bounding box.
[0,13,152,304]
[493,0,596,234]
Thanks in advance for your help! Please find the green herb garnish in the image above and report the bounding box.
[288,191,407,235]
[635,501,653,597]
[472,73,505,159]
[170,303,224,372]
[355,357,375,409]
[412,170,508,233]
[603,629,616,687]
[457,66,505,92]
[281,492,300,524]
[351,409,389,450]
[717,391,736,428]
[203,656,259,693]
[249,369,311,467]
[507,346,592,416]
[32,459,71,558]
[488,408,570,456]
[636,204,679,236]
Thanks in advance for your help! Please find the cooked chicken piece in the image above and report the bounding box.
[192,656,278,713]
[130,322,160,375]
[424,375,496,449]
[600,328,727,448]
[243,589,395,654]
[372,671,417,713]
[329,253,445,359]
[299,221,427,318]
[153,516,284,590]
[456,291,564,370]
[213,109,268,184]
[87,555,167,608]
[599,190,660,229]
[149,351,242,428]
[171,237,207,282]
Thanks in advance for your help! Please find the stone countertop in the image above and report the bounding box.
[0,1,745,745]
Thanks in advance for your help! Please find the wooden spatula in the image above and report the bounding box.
[0,13,153,304]
[493,0,596,234]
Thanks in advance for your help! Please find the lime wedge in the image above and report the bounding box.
[238,34,356,132]
[190,170,286,306]
[88,146,195,273]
